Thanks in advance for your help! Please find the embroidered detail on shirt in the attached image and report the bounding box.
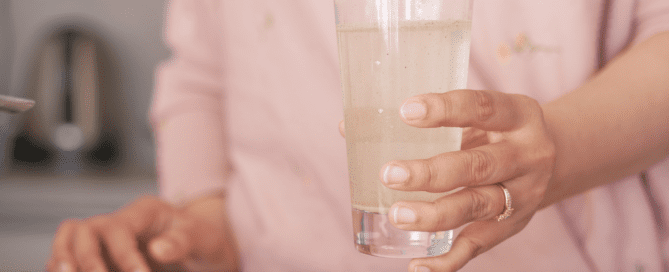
[265,13,274,29]
[259,12,275,41]
[513,33,558,53]
[497,32,559,64]
[497,42,512,64]
[293,164,312,187]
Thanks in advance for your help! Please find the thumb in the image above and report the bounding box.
[148,214,196,263]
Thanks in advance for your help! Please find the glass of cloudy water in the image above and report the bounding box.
[334,0,473,258]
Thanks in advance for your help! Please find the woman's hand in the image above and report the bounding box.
[46,194,239,272]
[381,89,556,272]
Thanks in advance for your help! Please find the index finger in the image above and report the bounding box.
[399,90,529,131]
[47,219,79,272]
[116,196,173,237]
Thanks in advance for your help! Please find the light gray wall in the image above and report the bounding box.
[1,0,16,171]
[0,0,13,97]
[8,0,170,172]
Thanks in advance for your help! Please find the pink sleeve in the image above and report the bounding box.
[634,0,669,44]
[150,0,229,206]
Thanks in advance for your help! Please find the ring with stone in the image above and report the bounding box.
[496,183,514,221]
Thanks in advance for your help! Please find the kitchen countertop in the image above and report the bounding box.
[0,174,157,271]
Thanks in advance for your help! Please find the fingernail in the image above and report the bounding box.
[59,262,73,272]
[152,239,172,258]
[393,206,417,224]
[134,267,152,272]
[383,165,409,185]
[415,266,431,272]
[401,100,427,121]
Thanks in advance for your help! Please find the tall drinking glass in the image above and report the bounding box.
[334,0,473,258]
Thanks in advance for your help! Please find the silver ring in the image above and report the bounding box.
[496,184,514,221]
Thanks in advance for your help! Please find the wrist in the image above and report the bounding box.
[538,103,572,208]
[182,190,228,225]
[182,190,240,270]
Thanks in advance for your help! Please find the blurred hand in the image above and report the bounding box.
[378,89,556,272]
[46,194,239,272]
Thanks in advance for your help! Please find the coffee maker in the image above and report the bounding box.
[10,25,123,175]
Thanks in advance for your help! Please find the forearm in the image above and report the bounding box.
[540,31,669,207]
[155,108,231,206]
[151,0,228,206]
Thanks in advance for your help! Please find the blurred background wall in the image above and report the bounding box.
[0,0,14,153]
[5,0,169,174]
[0,1,12,99]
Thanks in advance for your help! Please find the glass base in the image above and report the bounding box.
[352,208,453,258]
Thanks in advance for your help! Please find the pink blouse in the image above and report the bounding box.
[151,1,669,271]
